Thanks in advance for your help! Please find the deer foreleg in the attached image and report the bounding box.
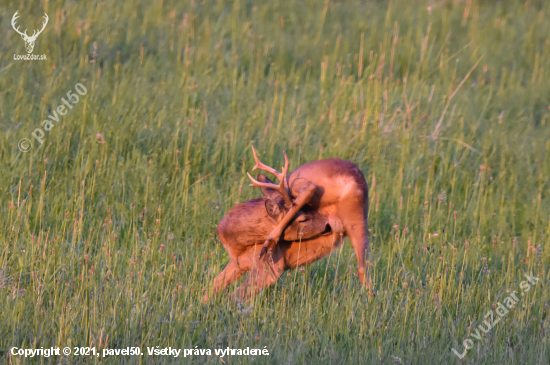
[260,182,316,259]
[234,246,286,300]
[205,261,244,302]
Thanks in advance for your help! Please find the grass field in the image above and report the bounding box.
[1,0,550,363]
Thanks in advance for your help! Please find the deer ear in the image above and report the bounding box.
[265,199,282,220]
[257,173,284,201]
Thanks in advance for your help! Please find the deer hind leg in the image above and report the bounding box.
[337,183,371,288]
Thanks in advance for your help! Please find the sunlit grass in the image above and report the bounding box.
[1,0,550,363]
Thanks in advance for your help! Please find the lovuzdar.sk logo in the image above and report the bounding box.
[11,10,48,60]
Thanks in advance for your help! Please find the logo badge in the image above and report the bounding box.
[12,11,48,60]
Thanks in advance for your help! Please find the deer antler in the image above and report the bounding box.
[247,146,293,207]
[11,11,28,37]
[29,13,48,40]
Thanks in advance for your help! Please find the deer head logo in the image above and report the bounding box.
[11,11,49,54]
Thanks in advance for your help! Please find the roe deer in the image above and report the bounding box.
[246,146,370,287]
[204,174,342,301]
[206,174,341,301]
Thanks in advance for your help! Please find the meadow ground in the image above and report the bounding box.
[1,0,550,364]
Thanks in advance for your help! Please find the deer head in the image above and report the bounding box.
[246,146,293,207]
[11,11,48,53]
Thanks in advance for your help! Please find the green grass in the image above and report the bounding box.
[1,0,550,363]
